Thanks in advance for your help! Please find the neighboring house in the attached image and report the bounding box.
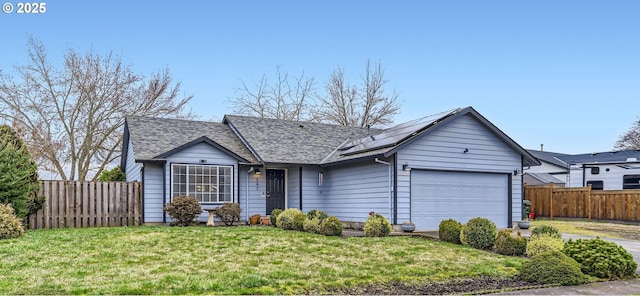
[557,150,640,190]
[121,106,540,230]
[525,149,570,184]
[523,173,565,187]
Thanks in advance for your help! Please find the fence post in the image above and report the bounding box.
[549,182,554,220]
[587,184,592,220]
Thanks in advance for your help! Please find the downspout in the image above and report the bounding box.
[375,158,392,222]
[162,165,167,224]
[393,154,398,225]
[246,167,254,221]
[299,166,303,211]
[582,164,586,187]
[521,156,524,222]
[140,167,145,223]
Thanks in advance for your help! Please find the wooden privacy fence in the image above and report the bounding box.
[525,184,640,222]
[27,181,142,229]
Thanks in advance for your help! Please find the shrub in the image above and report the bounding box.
[270,209,283,226]
[439,219,463,244]
[320,216,343,236]
[0,125,42,219]
[520,251,586,285]
[495,229,527,256]
[98,166,126,181]
[0,204,25,239]
[276,208,303,230]
[163,195,202,226]
[531,224,561,239]
[526,233,564,257]
[460,217,497,250]
[306,209,328,221]
[303,217,322,234]
[293,212,306,231]
[214,203,241,226]
[564,237,637,279]
[364,213,392,237]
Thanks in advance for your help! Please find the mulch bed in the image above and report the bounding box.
[320,276,549,295]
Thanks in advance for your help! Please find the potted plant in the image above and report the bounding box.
[517,219,530,229]
[260,216,270,225]
[249,214,261,225]
[401,221,416,232]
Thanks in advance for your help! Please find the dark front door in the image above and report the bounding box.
[266,169,285,214]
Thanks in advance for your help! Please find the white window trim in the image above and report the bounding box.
[170,163,234,204]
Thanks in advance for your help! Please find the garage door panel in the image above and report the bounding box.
[411,170,508,230]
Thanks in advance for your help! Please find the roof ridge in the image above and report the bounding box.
[223,114,380,131]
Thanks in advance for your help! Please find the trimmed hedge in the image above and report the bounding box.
[364,213,392,237]
[495,229,527,256]
[531,225,561,239]
[520,251,586,285]
[564,237,637,279]
[270,209,283,226]
[439,219,463,244]
[214,203,241,226]
[526,233,564,257]
[163,195,202,226]
[460,217,497,250]
[320,216,343,236]
[276,208,303,230]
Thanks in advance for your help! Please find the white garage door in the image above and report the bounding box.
[411,170,509,230]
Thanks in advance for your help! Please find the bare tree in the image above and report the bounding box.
[615,118,640,150]
[0,37,194,180]
[319,60,400,127]
[231,65,317,121]
[231,61,401,127]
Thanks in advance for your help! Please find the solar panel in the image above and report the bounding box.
[339,108,459,156]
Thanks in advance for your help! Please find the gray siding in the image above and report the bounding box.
[239,167,266,219]
[143,163,164,223]
[322,159,392,222]
[287,166,301,210]
[164,142,239,222]
[302,166,324,212]
[125,137,141,182]
[397,114,523,224]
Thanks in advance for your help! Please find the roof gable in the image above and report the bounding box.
[527,150,569,168]
[322,107,540,167]
[125,116,258,164]
[155,136,248,161]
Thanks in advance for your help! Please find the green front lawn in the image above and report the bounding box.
[0,226,525,294]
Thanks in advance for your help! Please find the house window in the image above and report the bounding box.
[586,180,603,190]
[171,164,233,203]
[590,167,600,175]
[623,175,640,189]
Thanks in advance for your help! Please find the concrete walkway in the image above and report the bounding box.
[494,278,640,295]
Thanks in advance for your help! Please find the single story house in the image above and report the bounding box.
[558,150,640,190]
[121,106,540,230]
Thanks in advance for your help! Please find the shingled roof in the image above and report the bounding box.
[223,115,380,164]
[558,149,640,165]
[527,150,569,168]
[124,116,258,163]
[124,107,540,167]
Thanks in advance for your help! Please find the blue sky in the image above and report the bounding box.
[1,1,638,154]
